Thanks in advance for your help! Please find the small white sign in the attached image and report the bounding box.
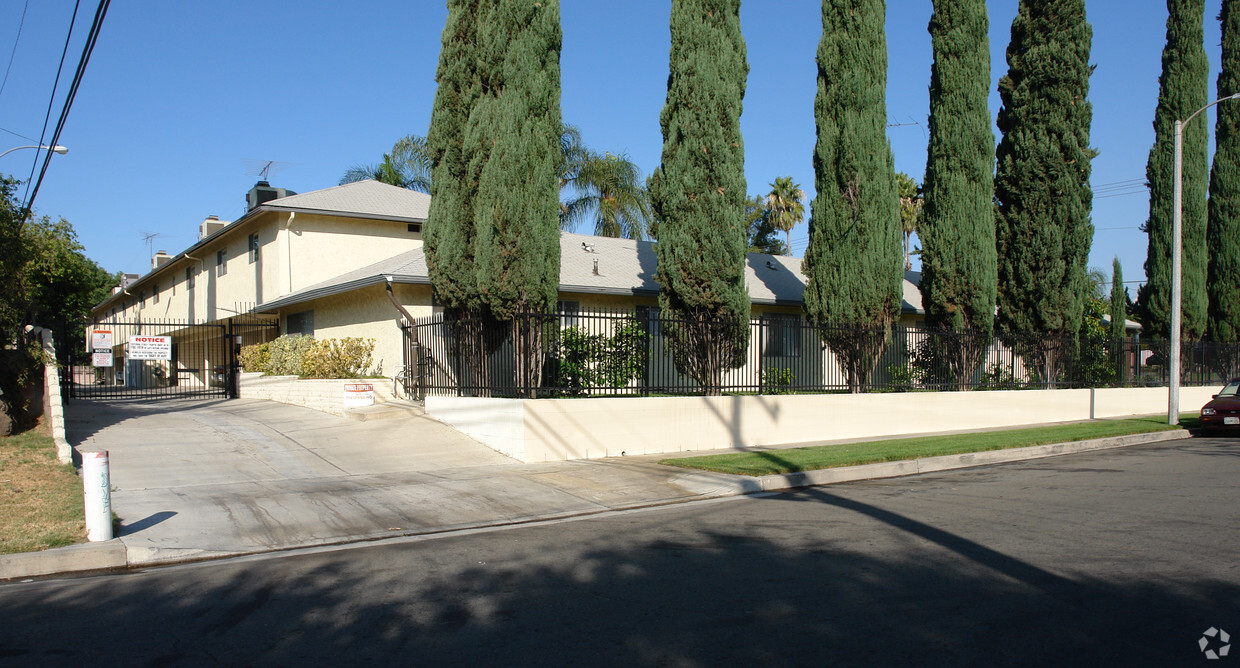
[92,352,113,367]
[343,383,375,408]
[128,335,172,360]
[89,329,112,353]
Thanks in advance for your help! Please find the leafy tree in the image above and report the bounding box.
[23,216,119,325]
[994,0,1095,386]
[802,0,903,393]
[648,0,750,395]
[764,176,805,256]
[0,176,25,340]
[1209,0,1240,343]
[561,152,652,240]
[1140,0,1209,342]
[745,195,787,255]
[339,135,433,193]
[896,172,923,271]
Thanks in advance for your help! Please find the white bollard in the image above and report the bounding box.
[81,451,113,541]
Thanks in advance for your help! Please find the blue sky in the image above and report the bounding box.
[0,1,1226,294]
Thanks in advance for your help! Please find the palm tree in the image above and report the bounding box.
[764,176,805,256]
[896,172,923,270]
[340,135,432,193]
[562,152,652,240]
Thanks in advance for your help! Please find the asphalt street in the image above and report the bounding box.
[2,436,1238,667]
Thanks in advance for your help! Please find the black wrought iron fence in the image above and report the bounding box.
[404,308,1240,398]
[58,314,278,400]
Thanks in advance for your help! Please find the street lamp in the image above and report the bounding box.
[1169,92,1240,425]
[0,144,68,159]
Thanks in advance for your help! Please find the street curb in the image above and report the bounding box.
[715,428,1193,494]
[0,540,127,580]
[0,429,1194,581]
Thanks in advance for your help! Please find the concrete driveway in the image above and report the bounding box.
[64,398,728,566]
[67,398,528,562]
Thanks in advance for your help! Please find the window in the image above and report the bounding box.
[139,291,145,309]
[153,284,159,304]
[286,310,314,337]
[763,314,801,357]
[248,233,260,263]
[557,300,580,327]
[408,223,421,234]
[216,249,227,277]
[186,266,195,289]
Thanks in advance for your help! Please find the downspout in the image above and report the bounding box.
[185,252,204,319]
[285,211,296,295]
[384,277,419,344]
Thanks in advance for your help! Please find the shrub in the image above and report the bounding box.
[301,337,376,379]
[554,319,647,394]
[237,341,271,373]
[268,335,315,376]
[761,367,795,395]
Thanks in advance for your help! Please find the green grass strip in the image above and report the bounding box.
[659,415,1198,477]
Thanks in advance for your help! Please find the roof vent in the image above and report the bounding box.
[246,180,296,211]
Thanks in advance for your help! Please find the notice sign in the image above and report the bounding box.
[89,329,112,353]
[128,335,172,361]
[92,352,113,367]
[343,383,375,408]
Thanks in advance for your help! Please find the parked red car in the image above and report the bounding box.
[1200,378,1240,431]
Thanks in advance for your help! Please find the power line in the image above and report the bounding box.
[0,0,31,105]
[22,0,81,208]
[24,0,110,216]
[0,125,37,142]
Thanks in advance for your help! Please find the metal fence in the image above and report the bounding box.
[402,308,1240,399]
[58,314,278,401]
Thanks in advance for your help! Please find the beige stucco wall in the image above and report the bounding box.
[270,283,434,378]
[90,210,423,327]
[427,385,1218,463]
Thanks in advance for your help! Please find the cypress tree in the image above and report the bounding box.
[1139,0,1209,342]
[994,0,1094,384]
[648,0,749,394]
[1208,0,1240,343]
[1111,257,1127,343]
[474,1,562,320]
[920,0,996,388]
[471,0,563,393]
[425,0,491,314]
[802,0,902,392]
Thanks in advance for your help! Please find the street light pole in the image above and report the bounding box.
[0,144,68,159]
[1169,92,1240,425]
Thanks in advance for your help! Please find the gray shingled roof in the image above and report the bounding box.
[264,179,431,221]
[257,231,925,315]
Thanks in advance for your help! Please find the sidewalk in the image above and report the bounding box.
[0,398,1192,580]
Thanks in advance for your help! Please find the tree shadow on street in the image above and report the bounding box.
[1,488,1236,667]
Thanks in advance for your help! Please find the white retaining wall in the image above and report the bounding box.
[426,386,1219,463]
[237,373,396,417]
[27,326,72,464]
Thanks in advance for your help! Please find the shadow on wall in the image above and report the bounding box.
[0,487,1234,664]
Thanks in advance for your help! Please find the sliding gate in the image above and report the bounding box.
[62,316,278,400]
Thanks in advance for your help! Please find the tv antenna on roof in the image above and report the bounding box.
[141,231,162,260]
[243,158,296,182]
